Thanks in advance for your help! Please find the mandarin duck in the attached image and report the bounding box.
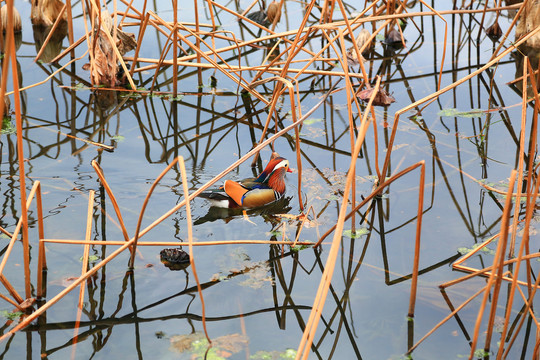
[199,156,293,209]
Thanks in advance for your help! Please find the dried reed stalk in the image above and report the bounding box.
[0,0,32,301]
[296,76,379,360]
[92,159,132,243]
[71,190,95,357]
[178,157,211,342]
[407,285,487,354]
[468,170,516,357]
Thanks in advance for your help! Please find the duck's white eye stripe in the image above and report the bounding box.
[274,160,288,169]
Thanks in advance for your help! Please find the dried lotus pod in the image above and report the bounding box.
[267,0,281,25]
[355,28,372,54]
[31,0,66,27]
[486,21,503,41]
[160,248,190,271]
[0,5,21,33]
[385,28,402,44]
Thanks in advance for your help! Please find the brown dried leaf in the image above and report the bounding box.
[516,0,540,48]
[116,29,136,56]
[213,333,249,353]
[169,332,204,353]
[357,88,396,106]
[90,29,118,87]
[346,47,365,66]
[19,298,36,310]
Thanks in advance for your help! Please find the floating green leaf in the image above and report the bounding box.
[0,310,23,320]
[457,243,495,256]
[343,228,369,238]
[437,108,459,117]
[267,230,284,237]
[79,255,100,262]
[303,118,323,125]
[438,108,485,118]
[289,244,311,252]
[1,118,15,134]
[110,135,125,142]
[459,109,485,117]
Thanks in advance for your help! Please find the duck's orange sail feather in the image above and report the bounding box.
[223,180,249,207]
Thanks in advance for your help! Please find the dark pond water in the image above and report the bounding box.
[0,0,538,359]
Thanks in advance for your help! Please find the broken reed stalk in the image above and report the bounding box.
[407,285,487,354]
[0,227,13,238]
[408,160,425,318]
[149,25,176,93]
[4,0,32,301]
[508,57,529,258]
[503,254,540,358]
[417,0,447,91]
[0,180,49,304]
[71,190,95,357]
[127,157,183,268]
[0,229,141,341]
[129,12,150,78]
[315,161,427,247]
[497,137,540,357]
[132,60,366,79]
[469,170,516,358]
[25,181,46,297]
[91,161,131,243]
[36,182,46,299]
[177,22,253,95]
[296,76,379,360]
[206,0,323,64]
[525,57,540,291]
[178,157,211,343]
[157,16,268,104]
[334,29,357,227]
[173,0,178,96]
